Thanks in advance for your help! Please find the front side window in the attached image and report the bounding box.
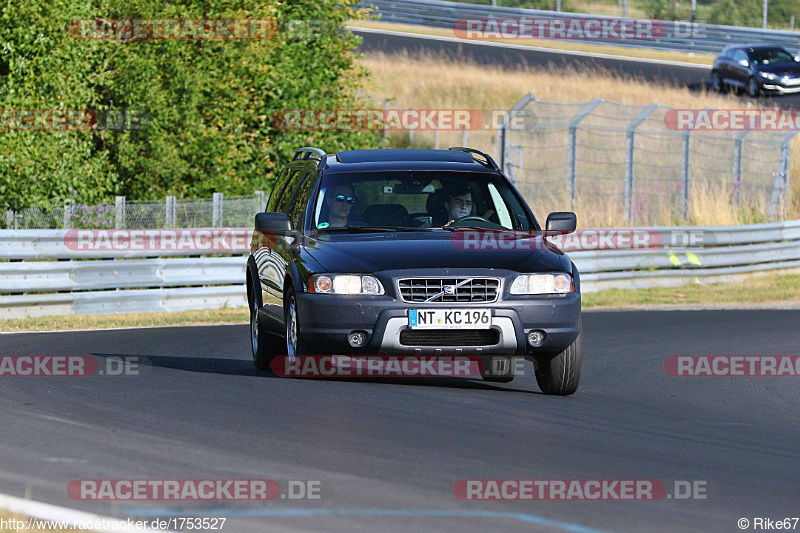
[749,48,794,66]
[312,171,536,232]
[733,50,749,64]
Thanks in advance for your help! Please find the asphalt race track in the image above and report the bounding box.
[2,310,799,532]
[354,29,800,110]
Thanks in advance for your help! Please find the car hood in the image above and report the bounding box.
[757,62,800,76]
[303,231,570,274]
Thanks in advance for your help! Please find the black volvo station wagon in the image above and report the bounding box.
[247,147,583,395]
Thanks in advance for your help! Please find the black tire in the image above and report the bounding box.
[250,286,280,370]
[481,356,516,383]
[710,70,723,93]
[748,77,761,98]
[284,286,308,359]
[535,322,583,395]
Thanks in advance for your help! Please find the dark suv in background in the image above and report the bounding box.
[247,147,583,395]
[711,44,800,97]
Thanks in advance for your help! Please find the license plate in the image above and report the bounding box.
[408,309,492,329]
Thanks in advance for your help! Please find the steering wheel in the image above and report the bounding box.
[445,215,502,229]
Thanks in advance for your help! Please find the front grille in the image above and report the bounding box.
[399,329,500,347]
[397,277,500,303]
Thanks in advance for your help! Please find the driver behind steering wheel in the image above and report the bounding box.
[443,183,474,225]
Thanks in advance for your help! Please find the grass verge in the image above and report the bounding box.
[348,20,716,65]
[583,272,800,308]
[0,307,248,333]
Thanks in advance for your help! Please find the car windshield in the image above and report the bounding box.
[749,48,795,65]
[312,171,536,232]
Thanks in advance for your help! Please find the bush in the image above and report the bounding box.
[0,0,381,209]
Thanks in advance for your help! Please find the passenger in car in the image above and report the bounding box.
[443,183,474,224]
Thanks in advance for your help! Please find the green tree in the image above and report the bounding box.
[0,0,380,210]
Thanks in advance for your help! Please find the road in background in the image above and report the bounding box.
[1,311,798,532]
[354,29,800,109]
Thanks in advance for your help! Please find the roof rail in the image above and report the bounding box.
[449,147,501,172]
[293,147,328,170]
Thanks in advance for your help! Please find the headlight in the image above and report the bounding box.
[759,71,778,81]
[510,273,573,294]
[308,274,385,295]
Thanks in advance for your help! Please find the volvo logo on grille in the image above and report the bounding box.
[444,285,456,295]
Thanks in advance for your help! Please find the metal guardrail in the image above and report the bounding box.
[1,220,799,317]
[359,0,800,54]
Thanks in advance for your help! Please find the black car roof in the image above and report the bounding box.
[724,44,789,53]
[337,149,474,164]
[323,149,499,174]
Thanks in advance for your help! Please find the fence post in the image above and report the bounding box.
[732,130,749,206]
[681,130,691,220]
[212,192,223,228]
[497,92,536,178]
[63,199,75,229]
[462,126,468,147]
[498,122,507,173]
[567,98,603,210]
[115,196,126,229]
[408,109,415,144]
[383,99,390,140]
[5,210,13,229]
[434,114,440,150]
[254,190,266,213]
[165,196,176,227]
[624,104,659,222]
[768,132,797,221]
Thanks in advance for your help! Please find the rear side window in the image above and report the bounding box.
[287,168,316,229]
[275,169,306,214]
[266,167,292,212]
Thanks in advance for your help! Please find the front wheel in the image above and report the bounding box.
[284,286,308,360]
[748,77,761,98]
[534,322,583,395]
[710,70,723,92]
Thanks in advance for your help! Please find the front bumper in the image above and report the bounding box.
[295,292,581,356]
[760,78,800,94]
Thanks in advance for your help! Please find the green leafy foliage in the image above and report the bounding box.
[0,0,380,209]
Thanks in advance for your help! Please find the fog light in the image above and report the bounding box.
[348,331,368,348]
[527,330,546,347]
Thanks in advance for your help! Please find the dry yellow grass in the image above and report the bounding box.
[359,52,800,226]
[0,307,248,332]
[362,51,735,109]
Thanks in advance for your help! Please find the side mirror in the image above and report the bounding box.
[795,55,800,63]
[738,59,750,67]
[255,212,292,234]
[546,212,577,234]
